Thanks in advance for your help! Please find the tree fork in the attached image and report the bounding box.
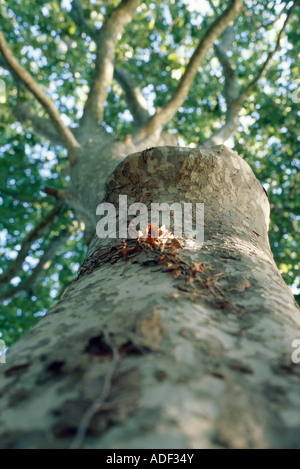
[0,145,299,449]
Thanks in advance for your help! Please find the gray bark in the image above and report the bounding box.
[66,131,178,243]
[0,145,299,449]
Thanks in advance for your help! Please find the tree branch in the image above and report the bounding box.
[202,33,240,147]
[1,55,68,146]
[135,0,244,141]
[24,230,70,294]
[237,1,298,103]
[114,66,149,125]
[0,203,65,291]
[13,103,64,145]
[0,31,82,165]
[68,0,147,127]
[244,4,283,30]
[207,0,220,16]
[215,42,236,104]
[80,0,141,128]
[13,101,83,148]
[0,230,70,301]
[202,1,297,147]
[0,187,46,204]
[69,0,95,37]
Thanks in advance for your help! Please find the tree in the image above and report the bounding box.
[0,0,299,449]
[1,145,300,449]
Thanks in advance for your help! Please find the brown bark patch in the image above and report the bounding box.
[134,309,166,351]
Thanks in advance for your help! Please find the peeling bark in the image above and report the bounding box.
[0,145,299,449]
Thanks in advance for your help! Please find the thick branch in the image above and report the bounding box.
[202,37,240,147]
[69,0,147,126]
[13,102,83,148]
[202,1,297,147]
[237,1,298,102]
[215,42,237,104]
[0,203,65,291]
[135,0,244,141]
[0,31,81,164]
[1,56,68,145]
[13,103,64,145]
[202,103,240,147]
[114,66,149,125]
[0,230,70,301]
[80,0,141,128]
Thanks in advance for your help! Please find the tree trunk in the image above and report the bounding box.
[66,129,178,243]
[0,145,299,449]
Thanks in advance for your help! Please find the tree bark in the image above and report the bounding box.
[0,145,299,449]
[66,131,178,243]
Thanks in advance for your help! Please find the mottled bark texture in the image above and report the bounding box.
[0,145,299,449]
